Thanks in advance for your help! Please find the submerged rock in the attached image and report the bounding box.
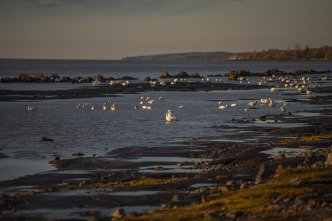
[41,137,54,142]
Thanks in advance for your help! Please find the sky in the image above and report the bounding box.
[0,0,331,60]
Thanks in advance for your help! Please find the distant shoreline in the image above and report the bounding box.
[123,46,332,61]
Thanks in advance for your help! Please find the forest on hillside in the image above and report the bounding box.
[229,45,332,61]
[122,45,332,61]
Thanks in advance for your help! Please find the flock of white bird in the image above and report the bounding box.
[216,74,328,113]
[27,74,329,122]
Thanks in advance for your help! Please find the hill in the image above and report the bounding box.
[122,45,332,61]
[122,51,233,61]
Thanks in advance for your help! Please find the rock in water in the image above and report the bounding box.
[42,137,54,142]
[111,208,124,218]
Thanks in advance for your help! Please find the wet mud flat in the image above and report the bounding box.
[0,92,331,220]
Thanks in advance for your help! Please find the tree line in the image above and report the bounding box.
[229,45,332,61]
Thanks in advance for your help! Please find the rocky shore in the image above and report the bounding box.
[0,69,331,220]
[0,100,331,220]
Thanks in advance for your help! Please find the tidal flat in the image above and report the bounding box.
[0,67,331,220]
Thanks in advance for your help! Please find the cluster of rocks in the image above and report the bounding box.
[159,71,202,78]
[268,193,332,215]
[225,69,331,80]
[0,73,137,83]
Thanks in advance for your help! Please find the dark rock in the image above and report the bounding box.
[325,153,332,166]
[83,76,92,83]
[176,71,189,78]
[93,74,104,81]
[42,137,54,142]
[172,194,179,202]
[144,76,151,81]
[274,154,285,160]
[190,72,201,78]
[160,71,173,78]
[15,74,32,82]
[256,164,276,183]
[117,76,137,80]
[50,73,59,79]
[72,76,81,82]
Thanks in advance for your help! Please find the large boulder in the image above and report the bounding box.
[176,71,189,78]
[93,74,104,81]
[160,71,173,78]
[15,74,32,82]
[190,72,201,78]
[325,153,332,166]
[83,76,92,83]
[118,76,137,80]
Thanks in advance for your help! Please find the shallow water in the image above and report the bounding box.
[260,147,312,158]
[0,88,329,180]
[0,60,331,181]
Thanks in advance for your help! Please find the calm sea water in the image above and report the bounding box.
[0,59,331,181]
[1,59,332,79]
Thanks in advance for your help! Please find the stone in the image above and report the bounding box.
[41,137,54,142]
[274,154,285,160]
[324,153,332,166]
[289,177,302,185]
[84,76,92,82]
[176,71,189,78]
[160,71,173,78]
[240,183,248,189]
[172,194,179,202]
[111,208,125,218]
[93,74,104,81]
[218,186,228,192]
[312,161,324,168]
[226,180,233,186]
[190,72,201,78]
[144,76,151,81]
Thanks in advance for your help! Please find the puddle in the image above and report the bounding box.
[189,183,218,189]
[40,189,109,196]
[130,157,209,163]
[209,138,245,143]
[107,205,160,215]
[260,147,311,158]
[253,122,307,128]
[0,185,41,196]
[139,165,204,173]
[108,191,164,196]
[0,159,55,181]
[293,112,329,117]
[256,119,283,124]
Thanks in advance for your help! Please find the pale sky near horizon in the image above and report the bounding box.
[0,0,331,60]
